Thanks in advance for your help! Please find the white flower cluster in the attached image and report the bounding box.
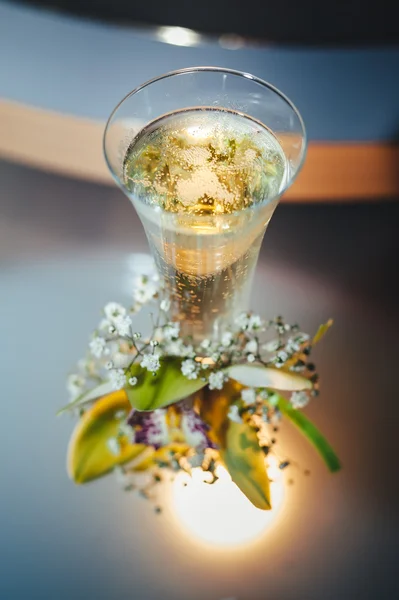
[132,274,158,305]
[181,359,199,380]
[141,354,161,373]
[110,369,126,390]
[66,269,318,422]
[208,371,226,390]
[290,390,309,409]
[235,312,263,332]
[104,302,132,338]
[241,388,257,405]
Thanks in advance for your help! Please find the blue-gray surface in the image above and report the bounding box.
[1,2,399,142]
[0,159,398,599]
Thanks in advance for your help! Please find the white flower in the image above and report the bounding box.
[133,276,158,304]
[221,331,233,347]
[98,318,111,332]
[290,391,309,409]
[104,302,126,321]
[141,354,161,372]
[105,361,114,370]
[165,339,184,356]
[180,343,195,358]
[244,339,258,354]
[211,352,220,363]
[128,376,138,386]
[109,369,126,390]
[208,371,225,390]
[241,388,257,405]
[247,353,256,363]
[106,437,121,456]
[165,339,194,358]
[228,404,242,423]
[89,336,106,358]
[67,374,85,400]
[163,322,180,341]
[160,298,171,312]
[263,339,280,352]
[276,350,289,366]
[200,338,211,350]
[113,314,132,337]
[286,338,300,354]
[235,312,250,330]
[181,359,198,380]
[248,314,262,331]
[296,333,310,344]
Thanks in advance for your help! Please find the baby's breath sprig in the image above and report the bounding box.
[63,268,339,512]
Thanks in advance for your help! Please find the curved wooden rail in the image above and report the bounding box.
[1,100,398,201]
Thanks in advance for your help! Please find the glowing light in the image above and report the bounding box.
[156,27,202,47]
[172,459,284,547]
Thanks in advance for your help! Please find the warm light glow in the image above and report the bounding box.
[172,459,284,547]
[156,27,202,47]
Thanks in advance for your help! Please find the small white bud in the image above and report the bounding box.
[160,298,171,312]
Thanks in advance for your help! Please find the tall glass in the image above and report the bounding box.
[104,67,306,342]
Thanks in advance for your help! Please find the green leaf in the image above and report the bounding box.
[276,395,341,473]
[126,356,207,411]
[226,364,312,391]
[220,421,271,510]
[67,390,146,483]
[313,319,333,344]
[57,381,114,415]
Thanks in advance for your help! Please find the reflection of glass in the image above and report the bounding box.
[104,67,306,342]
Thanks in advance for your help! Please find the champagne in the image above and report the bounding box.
[123,108,287,340]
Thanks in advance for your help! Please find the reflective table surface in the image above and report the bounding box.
[0,160,398,599]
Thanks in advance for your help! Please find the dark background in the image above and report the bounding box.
[14,0,399,44]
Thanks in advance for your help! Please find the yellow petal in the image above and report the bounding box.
[67,390,146,484]
[132,443,190,471]
[200,381,242,445]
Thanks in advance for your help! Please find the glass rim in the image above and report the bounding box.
[103,66,307,204]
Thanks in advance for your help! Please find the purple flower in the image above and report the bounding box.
[180,404,216,450]
[127,404,216,450]
[127,409,168,449]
